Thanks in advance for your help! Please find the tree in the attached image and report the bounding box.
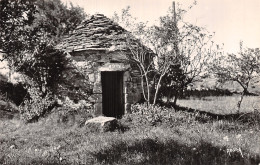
[123,32,155,105]
[150,1,215,106]
[34,0,86,43]
[114,3,215,106]
[113,7,155,105]
[0,0,87,120]
[0,0,86,92]
[211,41,260,112]
[0,0,37,65]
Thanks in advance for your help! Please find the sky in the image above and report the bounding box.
[62,0,260,53]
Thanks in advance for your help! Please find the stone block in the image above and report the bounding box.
[95,72,101,82]
[85,116,119,132]
[125,94,133,103]
[98,63,130,71]
[94,103,102,116]
[93,82,102,93]
[88,94,102,103]
[123,71,131,81]
[88,73,95,82]
[123,82,132,93]
[125,103,131,114]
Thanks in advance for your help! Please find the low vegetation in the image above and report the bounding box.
[1,99,260,165]
[0,1,260,165]
[177,95,260,114]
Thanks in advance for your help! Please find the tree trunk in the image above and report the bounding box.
[237,89,247,113]
[243,87,249,95]
[140,75,148,102]
[144,73,150,105]
[166,90,173,105]
[153,74,164,105]
[173,91,179,108]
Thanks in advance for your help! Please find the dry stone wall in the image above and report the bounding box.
[59,50,142,116]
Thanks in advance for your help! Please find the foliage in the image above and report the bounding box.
[0,0,86,79]
[129,103,172,126]
[34,0,86,43]
[0,0,37,65]
[2,97,260,164]
[114,4,216,106]
[113,7,155,104]
[153,4,216,106]
[19,85,56,122]
[211,42,260,111]
[0,0,87,118]
[18,43,69,94]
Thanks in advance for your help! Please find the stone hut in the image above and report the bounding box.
[57,14,152,118]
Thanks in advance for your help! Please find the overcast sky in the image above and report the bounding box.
[62,0,260,53]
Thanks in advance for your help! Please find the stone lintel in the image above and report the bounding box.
[98,63,130,71]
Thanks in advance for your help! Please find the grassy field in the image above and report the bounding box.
[177,95,260,115]
[1,98,260,164]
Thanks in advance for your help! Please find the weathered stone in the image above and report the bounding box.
[85,116,119,132]
[123,71,131,81]
[95,72,101,82]
[88,73,95,82]
[93,82,102,93]
[123,82,133,93]
[125,103,131,114]
[125,94,133,103]
[55,14,150,118]
[98,63,130,71]
[88,94,102,103]
[94,103,102,116]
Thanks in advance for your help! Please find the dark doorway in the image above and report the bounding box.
[101,71,124,118]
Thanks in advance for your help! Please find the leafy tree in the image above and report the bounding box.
[159,64,186,104]
[18,43,68,94]
[0,0,86,91]
[114,3,215,106]
[113,7,155,105]
[0,0,37,65]
[34,0,86,43]
[149,2,215,106]
[211,41,260,112]
[0,0,86,120]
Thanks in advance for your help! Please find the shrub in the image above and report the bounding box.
[19,86,57,122]
[124,104,176,126]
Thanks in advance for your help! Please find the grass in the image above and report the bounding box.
[177,95,260,114]
[0,97,260,165]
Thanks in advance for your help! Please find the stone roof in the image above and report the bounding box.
[56,14,128,52]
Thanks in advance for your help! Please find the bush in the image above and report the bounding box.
[19,86,57,122]
[124,104,176,126]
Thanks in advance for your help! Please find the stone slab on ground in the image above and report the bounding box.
[85,116,119,132]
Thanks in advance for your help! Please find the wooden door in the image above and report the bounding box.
[101,71,124,118]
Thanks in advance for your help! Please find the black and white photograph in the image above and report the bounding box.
[0,0,260,164]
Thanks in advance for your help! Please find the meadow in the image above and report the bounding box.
[177,95,260,115]
[0,96,260,165]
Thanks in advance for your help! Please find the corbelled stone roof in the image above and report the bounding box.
[57,14,128,52]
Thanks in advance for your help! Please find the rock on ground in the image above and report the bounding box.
[85,116,119,132]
